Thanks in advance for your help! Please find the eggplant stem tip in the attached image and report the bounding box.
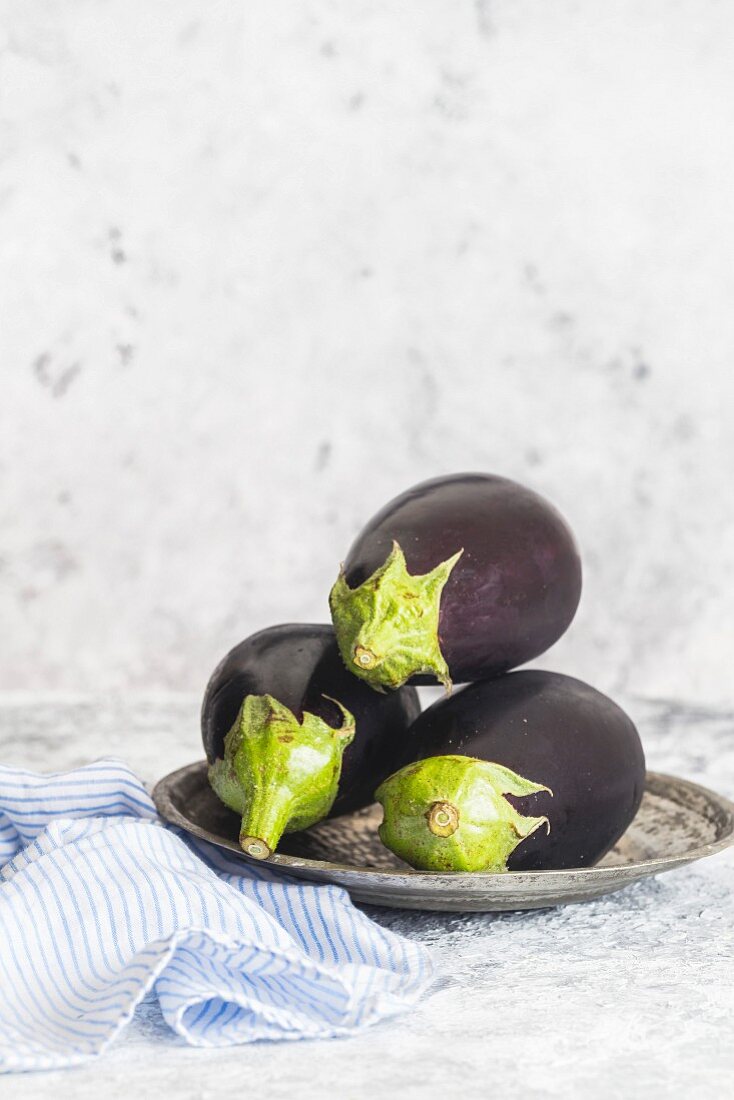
[242,836,272,860]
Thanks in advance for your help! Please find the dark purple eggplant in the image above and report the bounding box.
[391,670,645,870]
[329,473,582,691]
[202,623,421,817]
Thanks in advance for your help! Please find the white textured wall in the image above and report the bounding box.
[1,1,733,704]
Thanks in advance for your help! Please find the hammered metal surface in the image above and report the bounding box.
[153,762,734,911]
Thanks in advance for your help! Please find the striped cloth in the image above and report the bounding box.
[0,760,434,1073]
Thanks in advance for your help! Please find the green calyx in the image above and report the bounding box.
[329,541,463,691]
[375,755,552,873]
[208,693,355,860]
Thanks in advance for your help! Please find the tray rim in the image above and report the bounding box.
[153,762,734,881]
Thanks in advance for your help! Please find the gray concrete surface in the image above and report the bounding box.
[0,693,731,1098]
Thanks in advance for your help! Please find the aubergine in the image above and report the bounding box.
[202,624,421,837]
[390,670,645,870]
[329,473,582,691]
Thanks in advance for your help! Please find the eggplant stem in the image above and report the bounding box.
[240,835,272,860]
[426,800,460,838]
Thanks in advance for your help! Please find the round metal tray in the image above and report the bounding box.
[153,762,734,912]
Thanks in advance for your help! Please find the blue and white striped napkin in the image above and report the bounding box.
[0,760,434,1073]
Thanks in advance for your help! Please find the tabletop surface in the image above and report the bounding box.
[0,692,732,1099]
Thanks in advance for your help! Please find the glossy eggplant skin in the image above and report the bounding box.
[343,473,582,684]
[201,624,421,816]
[395,671,645,870]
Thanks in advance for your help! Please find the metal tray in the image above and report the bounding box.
[153,762,734,912]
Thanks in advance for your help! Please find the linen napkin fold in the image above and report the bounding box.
[0,760,434,1073]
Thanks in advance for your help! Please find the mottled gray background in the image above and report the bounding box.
[1,1,733,704]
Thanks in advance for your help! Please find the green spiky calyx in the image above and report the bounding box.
[329,541,463,691]
[375,755,552,873]
[208,693,355,860]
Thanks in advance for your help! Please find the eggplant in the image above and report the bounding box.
[391,670,645,870]
[202,624,421,821]
[376,756,551,872]
[329,473,582,691]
